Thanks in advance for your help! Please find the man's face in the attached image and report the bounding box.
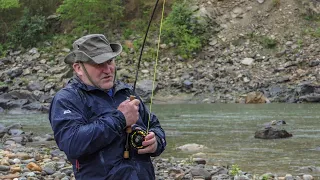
[73,59,116,90]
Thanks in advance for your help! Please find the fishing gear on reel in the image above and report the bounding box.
[130,129,147,149]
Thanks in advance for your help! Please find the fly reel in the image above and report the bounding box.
[130,129,147,149]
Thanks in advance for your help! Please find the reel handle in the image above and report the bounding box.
[123,95,136,159]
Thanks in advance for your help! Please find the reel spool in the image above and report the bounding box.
[130,129,147,149]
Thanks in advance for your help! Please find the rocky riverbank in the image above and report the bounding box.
[0,146,317,180]
[0,123,319,180]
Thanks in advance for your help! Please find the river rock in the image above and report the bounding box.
[245,91,270,104]
[254,127,293,139]
[176,143,207,152]
[26,162,42,172]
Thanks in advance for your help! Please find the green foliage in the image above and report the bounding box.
[19,0,62,16]
[0,81,7,86]
[303,14,320,21]
[247,33,277,49]
[272,0,280,8]
[0,43,10,57]
[0,44,5,57]
[304,28,320,38]
[182,156,194,165]
[230,164,241,176]
[123,29,134,39]
[0,0,20,10]
[7,8,47,48]
[261,174,271,180]
[57,0,124,34]
[38,34,77,53]
[259,36,277,49]
[162,2,209,59]
[313,28,320,37]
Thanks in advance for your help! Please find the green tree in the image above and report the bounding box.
[19,0,62,16]
[162,1,210,59]
[0,0,20,10]
[0,0,20,56]
[7,8,47,48]
[57,0,124,34]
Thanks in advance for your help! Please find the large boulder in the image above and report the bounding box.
[254,127,292,139]
[245,91,270,104]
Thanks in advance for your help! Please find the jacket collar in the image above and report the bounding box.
[69,76,133,95]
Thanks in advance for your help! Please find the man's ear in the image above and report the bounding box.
[73,63,83,76]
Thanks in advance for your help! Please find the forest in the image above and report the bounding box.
[0,0,210,59]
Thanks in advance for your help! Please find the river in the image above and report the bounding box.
[0,103,319,177]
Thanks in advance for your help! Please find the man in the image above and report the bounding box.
[49,34,166,180]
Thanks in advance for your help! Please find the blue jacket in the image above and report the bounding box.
[49,77,166,180]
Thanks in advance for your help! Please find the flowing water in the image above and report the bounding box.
[0,103,319,177]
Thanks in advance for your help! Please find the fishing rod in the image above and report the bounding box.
[124,0,163,159]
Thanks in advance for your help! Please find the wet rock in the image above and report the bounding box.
[43,162,58,175]
[245,91,269,103]
[257,0,264,4]
[190,166,211,180]
[136,80,158,103]
[176,143,207,152]
[254,127,293,139]
[263,120,286,127]
[27,81,44,91]
[22,102,44,111]
[0,174,20,179]
[8,128,24,136]
[241,58,254,66]
[0,85,9,93]
[10,166,21,173]
[0,107,4,113]
[193,158,206,165]
[0,165,10,171]
[6,99,29,109]
[26,162,42,172]
[6,67,23,78]
[299,93,320,102]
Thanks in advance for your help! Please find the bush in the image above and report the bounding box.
[0,44,5,57]
[7,8,47,48]
[162,1,210,59]
[247,33,277,49]
[57,0,124,34]
[0,0,20,9]
[259,36,277,49]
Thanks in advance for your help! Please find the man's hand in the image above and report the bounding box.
[117,99,140,127]
[138,132,157,154]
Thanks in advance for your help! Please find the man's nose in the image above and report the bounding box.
[101,63,112,73]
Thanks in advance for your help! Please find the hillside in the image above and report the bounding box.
[152,0,320,103]
[0,0,320,113]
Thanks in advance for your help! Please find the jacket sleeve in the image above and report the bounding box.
[49,89,127,159]
[139,100,166,157]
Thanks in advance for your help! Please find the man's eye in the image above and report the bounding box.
[107,59,114,64]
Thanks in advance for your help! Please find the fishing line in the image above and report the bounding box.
[147,0,166,135]
[125,0,166,157]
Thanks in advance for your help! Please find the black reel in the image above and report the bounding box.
[130,129,147,149]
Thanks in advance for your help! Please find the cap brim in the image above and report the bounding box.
[64,43,122,64]
[91,43,122,64]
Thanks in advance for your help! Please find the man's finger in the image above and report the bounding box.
[145,132,155,140]
[130,99,140,106]
[138,145,154,154]
[142,137,156,147]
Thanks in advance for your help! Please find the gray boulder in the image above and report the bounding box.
[254,126,292,139]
